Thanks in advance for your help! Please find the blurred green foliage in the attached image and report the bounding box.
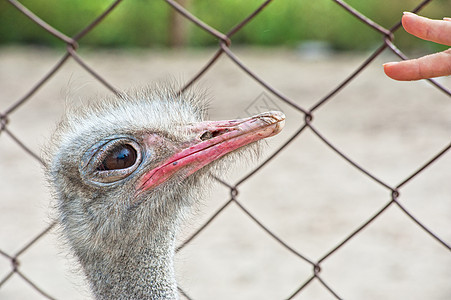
[0,0,448,51]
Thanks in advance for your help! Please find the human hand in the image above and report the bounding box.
[383,12,451,81]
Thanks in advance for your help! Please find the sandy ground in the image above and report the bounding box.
[0,46,450,300]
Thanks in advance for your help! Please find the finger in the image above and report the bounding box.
[383,49,451,81]
[402,12,451,46]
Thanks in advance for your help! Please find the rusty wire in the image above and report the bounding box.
[0,0,450,299]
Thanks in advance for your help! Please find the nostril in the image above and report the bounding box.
[199,131,213,141]
[199,129,230,141]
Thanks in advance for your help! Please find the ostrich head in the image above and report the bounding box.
[46,86,284,299]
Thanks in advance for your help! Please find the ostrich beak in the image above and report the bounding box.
[136,111,285,193]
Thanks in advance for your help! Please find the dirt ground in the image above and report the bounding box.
[0,46,450,300]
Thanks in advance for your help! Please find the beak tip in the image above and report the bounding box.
[257,111,285,136]
[274,118,285,134]
[272,111,286,122]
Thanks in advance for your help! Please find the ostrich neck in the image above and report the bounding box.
[83,234,178,300]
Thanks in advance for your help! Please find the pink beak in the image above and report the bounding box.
[136,111,285,193]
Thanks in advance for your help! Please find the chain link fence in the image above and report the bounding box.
[1,0,450,299]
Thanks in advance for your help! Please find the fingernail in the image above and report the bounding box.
[383,62,398,67]
[443,17,451,21]
[403,11,416,16]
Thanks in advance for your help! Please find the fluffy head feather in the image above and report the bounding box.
[45,86,211,260]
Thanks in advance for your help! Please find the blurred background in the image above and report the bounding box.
[0,1,450,300]
[0,0,450,51]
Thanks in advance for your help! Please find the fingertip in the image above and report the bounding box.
[401,12,427,36]
[383,62,396,77]
[383,62,399,74]
[401,13,412,31]
[383,61,408,80]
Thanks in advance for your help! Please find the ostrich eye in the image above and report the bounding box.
[98,144,137,171]
[81,137,143,185]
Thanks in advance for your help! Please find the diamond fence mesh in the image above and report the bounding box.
[0,0,450,299]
